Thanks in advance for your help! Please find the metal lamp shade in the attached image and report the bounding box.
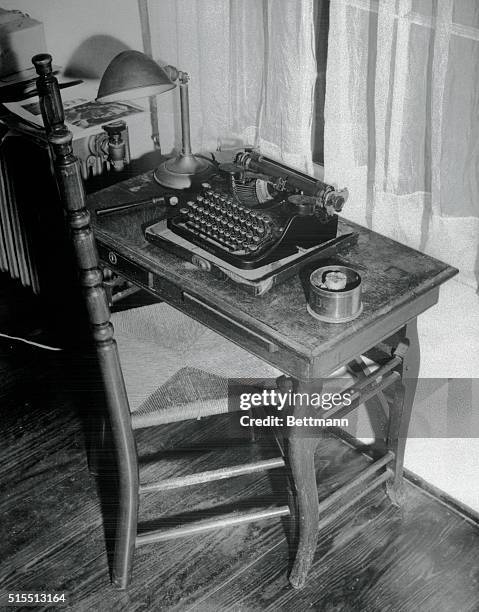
[96,50,175,102]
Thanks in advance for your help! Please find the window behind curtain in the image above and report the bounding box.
[312,0,330,166]
[324,0,479,286]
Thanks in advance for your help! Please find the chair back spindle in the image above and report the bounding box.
[33,54,139,588]
[32,53,65,134]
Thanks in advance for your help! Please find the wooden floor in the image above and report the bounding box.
[1,276,478,612]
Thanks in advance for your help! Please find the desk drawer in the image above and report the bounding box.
[98,245,183,302]
[98,245,149,288]
[182,291,279,354]
[181,291,311,378]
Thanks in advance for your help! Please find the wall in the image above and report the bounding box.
[1,0,143,68]
[0,0,173,161]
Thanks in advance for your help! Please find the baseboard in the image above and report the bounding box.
[403,468,479,526]
[328,427,479,527]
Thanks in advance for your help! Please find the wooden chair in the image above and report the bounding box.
[32,54,291,589]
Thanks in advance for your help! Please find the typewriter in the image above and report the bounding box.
[145,149,355,294]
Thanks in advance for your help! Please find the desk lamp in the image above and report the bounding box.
[97,50,214,189]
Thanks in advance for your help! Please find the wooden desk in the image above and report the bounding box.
[87,172,457,587]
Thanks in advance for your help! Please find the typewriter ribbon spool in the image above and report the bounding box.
[307,265,363,323]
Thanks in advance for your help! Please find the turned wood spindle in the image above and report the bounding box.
[32,50,141,587]
[31,53,65,134]
[47,127,140,589]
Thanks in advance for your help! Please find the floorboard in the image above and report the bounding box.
[0,276,478,611]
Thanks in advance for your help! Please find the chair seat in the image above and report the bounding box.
[112,303,283,427]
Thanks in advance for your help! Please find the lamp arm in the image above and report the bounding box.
[163,65,193,157]
[178,76,192,157]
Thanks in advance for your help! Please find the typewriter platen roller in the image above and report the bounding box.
[145,149,349,271]
[231,149,348,215]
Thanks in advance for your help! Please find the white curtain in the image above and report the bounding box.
[147,0,316,171]
[325,0,479,287]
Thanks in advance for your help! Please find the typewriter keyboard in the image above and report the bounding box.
[175,188,276,256]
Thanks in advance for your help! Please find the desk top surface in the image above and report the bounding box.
[88,172,457,375]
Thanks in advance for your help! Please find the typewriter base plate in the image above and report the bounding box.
[145,221,358,296]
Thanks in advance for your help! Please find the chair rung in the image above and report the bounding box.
[317,451,394,516]
[135,505,290,547]
[139,457,285,493]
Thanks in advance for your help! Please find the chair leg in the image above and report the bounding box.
[111,465,139,589]
[87,413,106,476]
[96,338,139,590]
[386,319,420,505]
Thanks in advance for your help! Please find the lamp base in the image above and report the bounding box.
[153,153,215,190]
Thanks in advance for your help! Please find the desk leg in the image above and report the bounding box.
[288,380,321,589]
[386,319,420,505]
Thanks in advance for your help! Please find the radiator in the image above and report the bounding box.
[0,132,41,293]
[0,123,130,294]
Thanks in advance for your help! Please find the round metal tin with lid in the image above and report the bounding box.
[307,265,362,323]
